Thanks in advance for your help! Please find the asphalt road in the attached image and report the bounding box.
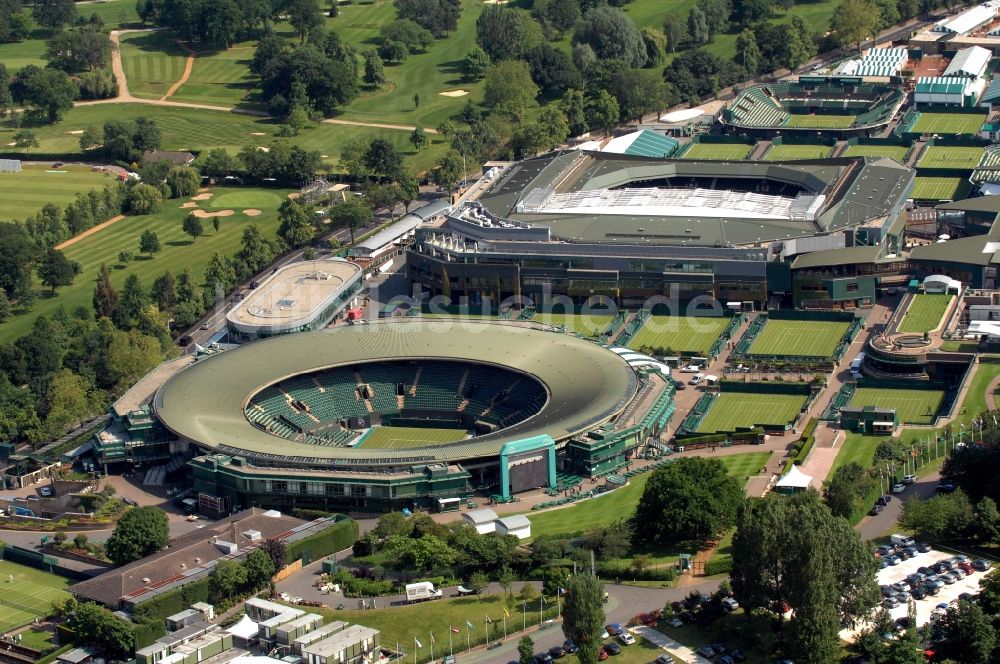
[856,469,941,542]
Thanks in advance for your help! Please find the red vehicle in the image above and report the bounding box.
[634,613,656,626]
[597,650,609,661]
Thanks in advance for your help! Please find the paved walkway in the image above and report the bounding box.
[631,625,711,664]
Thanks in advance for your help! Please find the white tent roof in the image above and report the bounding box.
[226,614,260,639]
[776,465,813,489]
[944,46,991,77]
[659,108,703,123]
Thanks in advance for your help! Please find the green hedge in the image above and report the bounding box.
[133,619,166,649]
[674,432,727,445]
[287,517,359,565]
[704,558,733,576]
[792,418,818,466]
[596,560,678,582]
[132,576,211,624]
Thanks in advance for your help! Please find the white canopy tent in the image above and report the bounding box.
[775,465,813,492]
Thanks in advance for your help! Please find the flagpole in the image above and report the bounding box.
[449,631,453,657]
[466,628,470,653]
[522,603,526,631]
[430,634,434,661]
[539,596,543,625]
[414,637,417,664]
[504,614,507,639]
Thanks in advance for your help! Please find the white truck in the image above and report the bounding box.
[405,582,443,603]
[890,533,915,548]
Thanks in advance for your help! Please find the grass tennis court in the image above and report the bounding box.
[680,143,753,160]
[0,559,71,633]
[532,312,615,337]
[841,144,909,161]
[917,145,985,170]
[910,177,970,201]
[909,112,986,136]
[898,293,951,334]
[848,387,945,425]
[627,316,730,356]
[696,392,806,433]
[785,114,856,128]
[763,144,833,161]
[748,318,850,357]
[358,426,467,449]
[0,164,113,221]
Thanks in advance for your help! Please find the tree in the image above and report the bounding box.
[117,250,133,266]
[128,183,163,215]
[662,14,687,53]
[469,569,489,594]
[37,248,80,293]
[518,635,534,664]
[585,90,619,136]
[74,533,88,549]
[899,490,974,542]
[0,291,9,323]
[0,1,29,43]
[210,559,249,603]
[394,0,461,37]
[790,16,816,65]
[32,0,77,32]
[10,66,77,123]
[974,496,1000,545]
[112,274,148,329]
[734,28,761,74]
[484,60,539,120]
[204,253,238,300]
[289,0,323,42]
[261,537,287,571]
[79,126,101,151]
[365,138,404,181]
[824,461,872,519]
[525,43,580,98]
[732,0,774,26]
[573,7,646,68]
[212,217,221,234]
[68,602,135,660]
[363,50,386,87]
[434,151,464,192]
[233,224,278,281]
[462,46,491,81]
[244,547,277,589]
[562,573,604,664]
[45,26,111,73]
[329,197,373,245]
[641,27,667,66]
[829,0,879,50]
[934,600,996,663]
[200,149,235,179]
[397,172,419,211]
[698,0,730,35]
[93,263,118,319]
[410,126,428,151]
[380,18,434,53]
[13,129,37,151]
[43,369,95,436]
[139,229,161,255]
[476,5,529,62]
[277,199,315,248]
[183,214,205,243]
[634,456,741,545]
[165,167,201,198]
[730,493,879,663]
[106,506,169,565]
[152,271,176,311]
[687,6,709,45]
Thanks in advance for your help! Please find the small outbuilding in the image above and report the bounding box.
[495,514,531,540]
[774,465,814,495]
[923,274,962,294]
[462,508,499,534]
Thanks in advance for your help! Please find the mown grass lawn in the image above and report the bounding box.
[910,177,970,201]
[897,293,951,334]
[171,46,259,108]
[917,146,984,170]
[0,186,287,344]
[627,316,730,356]
[119,31,189,100]
[842,144,909,162]
[748,319,849,357]
[697,393,805,433]
[0,164,113,221]
[847,387,945,425]
[680,143,753,160]
[763,144,834,161]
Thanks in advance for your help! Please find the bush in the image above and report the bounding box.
[287,517,358,564]
[596,560,678,582]
[792,418,818,465]
[704,558,733,576]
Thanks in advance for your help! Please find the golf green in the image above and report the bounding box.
[209,190,284,209]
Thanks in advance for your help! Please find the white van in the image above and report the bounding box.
[689,373,705,385]
[849,353,865,379]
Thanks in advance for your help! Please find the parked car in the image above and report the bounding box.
[597,650,608,662]
[883,597,900,609]
[443,657,456,664]
[876,495,893,506]
[923,583,941,596]
[885,555,901,566]
[606,624,623,636]
[721,597,740,612]
[974,559,993,571]
[533,654,553,664]
[603,643,621,657]
[619,633,636,646]
[696,646,716,658]
[890,582,909,593]
[916,542,932,553]
[937,483,956,493]
[911,587,927,600]
[880,585,893,597]
[730,650,748,663]
[563,641,578,654]
[653,656,675,664]
[892,483,906,494]
[38,486,52,497]
[674,381,687,390]
[548,647,566,659]
[869,504,885,517]
[689,373,705,385]
[680,365,701,373]
[918,566,934,576]
[959,561,976,574]
[952,568,967,580]
[666,617,683,628]
[958,592,976,603]
[634,613,656,626]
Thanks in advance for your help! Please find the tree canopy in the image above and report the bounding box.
[106,506,169,565]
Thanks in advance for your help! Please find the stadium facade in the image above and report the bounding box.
[407,151,914,311]
[113,321,675,512]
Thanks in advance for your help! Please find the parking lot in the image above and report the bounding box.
[841,547,989,641]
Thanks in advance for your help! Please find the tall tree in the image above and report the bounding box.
[409,126,428,151]
[687,6,710,45]
[483,60,539,121]
[139,230,161,255]
[113,274,148,329]
[243,547,276,589]
[462,46,491,81]
[363,50,386,87]
[106,506,169,565]
[573,7,647,68]
[517,636,534,664]
[37,248,80,293]
[93,263,119,319]
[662,14,687,53]
[152,271,176,311]
[734,28,761,74]
[182,214,205,243]
[328,196,373,244]
[288,0,323,42]
[32,0,77,32]
[824,461,872,519]
[829,0,879,50]
[934,600,996,663]
[562,574,604,664]
[476,4,529,62]
[276,199,315,248]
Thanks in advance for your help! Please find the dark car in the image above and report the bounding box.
[869,504,885,517]
[911,587,927,600]
[730,650,748,663]
[959,592,976,603]
[178,335,193,347]
[696,646,716,658]
[563,640,578,654]
[937,483,956,493]
[917,542,932,553]
[923,583,941,596]
[605,623,622,636]
[918,566,934,576]
[674,380,687,390]
[709,643,726,656]
[533,654,553,664]
[880,585,893,597]
[717,657,735,664]
[876,495,893,506]
[548,647,566,659]
[603,643,622,656]
[974,559,993,571]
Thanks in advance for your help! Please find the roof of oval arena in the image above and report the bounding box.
[152,321,639,463]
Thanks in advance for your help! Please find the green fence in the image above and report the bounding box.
[1,544,90,581]
[287,515,358,565]
[718,380,812,395]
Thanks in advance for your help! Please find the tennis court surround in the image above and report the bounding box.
[696,392,807,433]
[847,387,945,424]
[749,319,850,358]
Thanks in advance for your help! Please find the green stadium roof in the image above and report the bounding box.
[790,244,881,270]
[620,130,679,158]
[153,321,639,464]
[914,78,968,95]
[981,78,1000,104]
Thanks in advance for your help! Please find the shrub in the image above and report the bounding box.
[704,558,733,576]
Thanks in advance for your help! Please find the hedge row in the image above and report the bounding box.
[596,560,678,582]
[287,517,359,565]
[791,418,819,466]
[131,576,211,626]
[704,558,733,576]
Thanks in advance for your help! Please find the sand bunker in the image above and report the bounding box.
[67,130,84,135]
[191,192,214,200]
[5,142,14,147]
[439,89,470,97]
[243,209,262,217]
[190,209,235,219]
[287,192,301,200]
[180,201,199,209]
[483,0,508,4]
[257,146,270,152]
[250,132,267,136]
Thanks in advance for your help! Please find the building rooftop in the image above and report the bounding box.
[790,244,881,270]
[915,77,970,94]
[464,508,499,524]
[943,45,991,77]
[225,259,362,335]
[153,321,638,464]
[112,355,197,417]
[497,514,531,529]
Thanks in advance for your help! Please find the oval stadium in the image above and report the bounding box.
[150,321,672,512]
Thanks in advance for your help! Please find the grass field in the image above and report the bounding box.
[525,452,771,539]
[358,426,468,449]
[532,312,615,337]
[841,144,909,162]
[763,144,833,161]
[119,31,189,100]
[0,31,47,72]
[848,387,945,425]
[748,318,850,357]
[0,104,445,175]
[909,112,986,136]
[0,560,71,633]
[0,164,113,221]
[171,47,257,108]
[911,176,970,201]
[917,145,985,170]
[696,392,806,433]
[679,143,753,160]
[209,190,284,209]
[0,186,286,344]
[785,114,856,128]
[898,293,951,334]
[627,316,730,356]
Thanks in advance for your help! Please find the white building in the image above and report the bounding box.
[495,515,531,539]
[463,508,499,534]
